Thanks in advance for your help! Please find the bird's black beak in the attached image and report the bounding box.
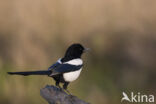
[83,48,90,53]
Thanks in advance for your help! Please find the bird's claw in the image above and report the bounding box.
[65,89,72,95]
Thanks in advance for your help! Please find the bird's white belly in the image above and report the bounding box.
[63,68,82,82]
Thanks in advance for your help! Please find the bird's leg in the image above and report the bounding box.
[56,81,62,90]
[63,82,74,104]
[63,82,72,95]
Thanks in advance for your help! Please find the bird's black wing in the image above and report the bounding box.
[48,61,61,71]
[51,64,83,75]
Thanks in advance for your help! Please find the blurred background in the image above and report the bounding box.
[0,0,156,104]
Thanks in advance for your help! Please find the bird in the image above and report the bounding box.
[8,43,89,94]
[121,92,131,102]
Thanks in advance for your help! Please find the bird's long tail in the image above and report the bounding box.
[7,70,52,76]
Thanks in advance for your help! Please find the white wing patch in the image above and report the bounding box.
[57,58,62,64]
[64,58,83,65]
[63,68,82,82]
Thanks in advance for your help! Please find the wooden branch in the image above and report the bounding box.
[40,85,89,104]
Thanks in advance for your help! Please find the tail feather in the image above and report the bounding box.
[7,70,52,76]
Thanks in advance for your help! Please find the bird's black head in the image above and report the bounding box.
[62,43,87,62]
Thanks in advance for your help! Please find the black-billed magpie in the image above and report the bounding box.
[8,43,88,93]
